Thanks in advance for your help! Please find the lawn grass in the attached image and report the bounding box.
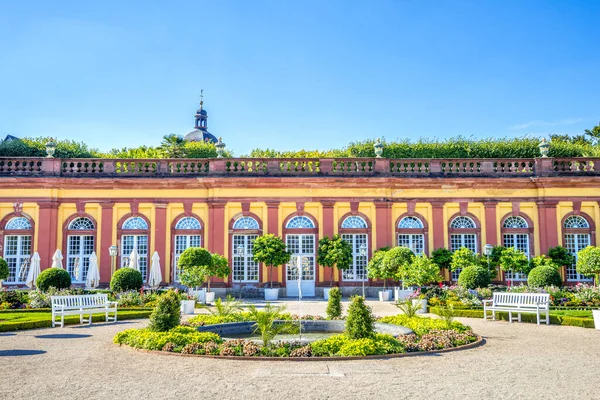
[0,308,153,332]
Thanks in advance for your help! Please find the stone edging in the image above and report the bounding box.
[123,335,484,362]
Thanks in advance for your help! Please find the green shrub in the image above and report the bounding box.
[318,235,353,287]
[576,246,600,284]
[36,268,71,292]
[311,333,404,357]
[528,266,562,288]
[148,290,181,332]
[0,258,9,282]
[0,289,28,309]
[110,268,143,292]
[326,287,342,319]
[338,337,385,356]
[311,334,350,356]
[458,265,490,289]
[379,314,469,336]
[114,327,221,350]
[345,295,375,339]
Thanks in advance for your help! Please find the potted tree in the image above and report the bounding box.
[204,253,231,303]
[397,255,441,313]
[375,247,414,301]
[317,234,353,299]
[178,247,213,307]
[499,247,529,286]
[576,246,600,330]
[252,234,291,300]
[449,247,478,283]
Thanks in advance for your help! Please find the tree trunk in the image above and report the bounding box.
[207,277,211,293]
[330,266,334,287]
[269,266,273,289]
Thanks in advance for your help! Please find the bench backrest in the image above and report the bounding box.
[51,294,109,309]
[492,292,550,308]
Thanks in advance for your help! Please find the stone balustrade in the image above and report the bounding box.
[0,156,597,178]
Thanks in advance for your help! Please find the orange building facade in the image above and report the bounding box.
[0,156,599,295]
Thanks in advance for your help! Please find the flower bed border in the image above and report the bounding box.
[120,335,484,361]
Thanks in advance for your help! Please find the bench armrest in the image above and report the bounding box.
[106,301,118,307]
[482,299,493,305]
[53,304,66,311]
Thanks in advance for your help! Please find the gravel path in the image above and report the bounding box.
[1,300,599,400]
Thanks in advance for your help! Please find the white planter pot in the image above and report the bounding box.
[264,288,279,301]
[205,292,215,304]
[412,299,428,314]
[323,288,332,300]
[394,289,413,302]
[190,289,206,304]
[180,300,195,315]
[593,310,600,330]
[378,291,390,301]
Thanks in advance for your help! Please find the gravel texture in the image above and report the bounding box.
[1,299,600,400]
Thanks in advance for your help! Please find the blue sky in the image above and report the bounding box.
[1,1,599,156]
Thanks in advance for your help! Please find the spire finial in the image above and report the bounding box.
[199,89,204,110]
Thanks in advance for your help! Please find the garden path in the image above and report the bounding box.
[1,300,599,400]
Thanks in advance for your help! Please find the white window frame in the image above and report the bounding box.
[67,234,94,282]
[3,235,31,283]
[565,233,592,282]
[121,235,149,281]
[286,234,315,282]
[341,234,368,281]
[232,234,259,283]
[502,233,529,281]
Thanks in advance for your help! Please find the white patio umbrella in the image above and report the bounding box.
[86,252,100,289]
[25,252,41,289]
[128,248,140,272]
[147,251,162,290]
[51,249,64,269]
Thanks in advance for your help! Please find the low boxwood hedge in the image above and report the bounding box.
[428,306,595,329]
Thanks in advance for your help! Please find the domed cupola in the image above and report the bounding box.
[184,90,218,143]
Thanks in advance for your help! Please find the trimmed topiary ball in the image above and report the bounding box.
[110,268,143,292]
[326,287,342,319]
[36,268,72,292]
[148,290,181,332]
[528,266,562,288]
[458,265,490,289]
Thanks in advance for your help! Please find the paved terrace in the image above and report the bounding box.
[1,300,599,400]
[0,156,598,177]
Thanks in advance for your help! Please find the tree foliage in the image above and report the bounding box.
[317,234,353,287]
[499,247,530,276]
[431,248,453,270]
[576,246,600,285]
[458,265,490,289]
[377,247,415,289]
[450,247,478,272]
[397,255,441,287]
[0,258,8,282]
[547,246,574,267]
[252,234,291,288]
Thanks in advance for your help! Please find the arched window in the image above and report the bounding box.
[231,216,261,283]
[285,214,318,296]
[2,216,33,283]
[501,215,531,282]
[286,216,315,229]
[65,217,96,282]
[233,216,260,230]
[340,216,369,282]
[120,216,150,281]
[172,216,203,282]
[397,216,425,255]
[563,215,593,282]
[449,215,479,281]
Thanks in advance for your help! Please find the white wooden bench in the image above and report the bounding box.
[483,292,550,325]
[51,294,118,328]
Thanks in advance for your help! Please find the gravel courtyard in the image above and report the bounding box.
[1,300,599,400]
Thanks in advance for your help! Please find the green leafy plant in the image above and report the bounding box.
[208,253,231,292]
[247,304,295,346]
[397,254,441,287]
[0,258,9,285]
[366,248,387,285]
[457,265,490,289]
[36,268,72,292]
[252,234,291,288]
[148,290,181,332]
[376,247,414,289]
[345,295,375,339]
[576,246,600,285]
[395,299,422,318]
[317,235,353,287]
[499,247,530,284]
[431,248,452,270]
[178,248,227,292]
[548,246,575,267]
[110,268,143,292]
[528,266,562,288]
[326,286,343,319]
[437,304,456,328]
[450,247,478,278]
[179,266,207,291]
[202,295,243,317]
